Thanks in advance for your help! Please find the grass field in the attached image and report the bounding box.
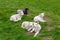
[0,0,60,40]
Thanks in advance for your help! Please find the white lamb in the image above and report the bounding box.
[10,10,24,22]
[21,21,41,37]
[21,21,33,30]
[34,13,46,23]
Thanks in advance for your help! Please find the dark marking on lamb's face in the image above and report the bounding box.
[23,8,29,15]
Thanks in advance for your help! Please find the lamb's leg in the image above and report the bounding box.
[34,32,39,37]
[28,27,32,31]
[30,28,34,32]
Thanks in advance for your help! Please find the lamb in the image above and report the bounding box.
[21,21,33,30]
[10,8,29,22]
[21,21,41,37]
[34,13,46,23]
[10,10,24,22]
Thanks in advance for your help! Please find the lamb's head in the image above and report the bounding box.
[21,22,29,29]
[17,10,24,16]
[39,13,46,22]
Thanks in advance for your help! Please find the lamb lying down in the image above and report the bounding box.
[34,13,46,23]
[21,21,41,37]
[10,10,24,22]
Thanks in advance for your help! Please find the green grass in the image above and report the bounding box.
[0,0,60,40]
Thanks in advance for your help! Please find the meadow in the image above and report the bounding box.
[0,0,60,40]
